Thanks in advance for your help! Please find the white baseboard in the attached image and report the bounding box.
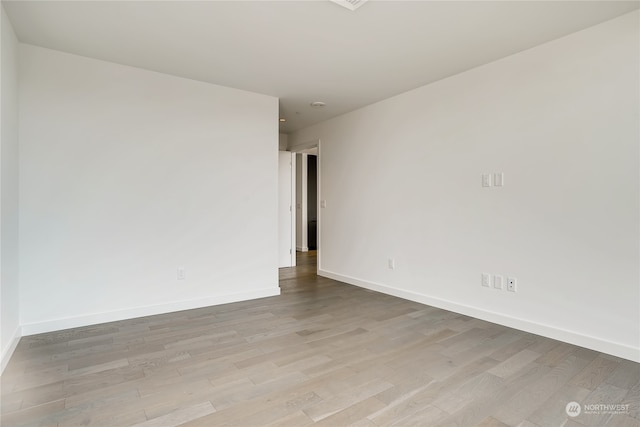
[1,325,22,374]
[296,246,309,252]
[319,269,640,363]
[21,287,280,336]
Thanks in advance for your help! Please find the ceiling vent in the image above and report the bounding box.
[329,0,369,11]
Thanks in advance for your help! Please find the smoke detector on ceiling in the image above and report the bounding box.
[329,0,369,11]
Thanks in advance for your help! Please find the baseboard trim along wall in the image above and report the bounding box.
[20,288,280,337]
[319,269,639,363]
[1,326,22,374]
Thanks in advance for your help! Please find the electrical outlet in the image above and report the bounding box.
[482,174,492,187]
[493,275,503,290]
[507,277,517,292]
[177,267,186,280]
[481,273,491,287]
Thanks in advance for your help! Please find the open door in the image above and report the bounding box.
[278,151,295,267]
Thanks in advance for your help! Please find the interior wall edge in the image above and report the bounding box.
[318,269,640,363]
[19,287,280,337]
[0,325,21,375]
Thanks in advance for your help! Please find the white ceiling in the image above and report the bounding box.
[4,1,638,134]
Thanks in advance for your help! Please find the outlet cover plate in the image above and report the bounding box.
[481,273,491,287]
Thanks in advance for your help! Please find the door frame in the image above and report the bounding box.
[289,139,321,272]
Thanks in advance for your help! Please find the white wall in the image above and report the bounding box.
[278,151,295,267]
[1,5,21,372]
[290,11,639,361]
[19,45,279,334]
[279,133,288,151]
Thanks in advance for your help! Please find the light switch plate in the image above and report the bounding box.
[493,172,504,187]
[482,174,492,187]
[493,275,503,290]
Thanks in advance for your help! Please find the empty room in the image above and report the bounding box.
[1,1,639,426]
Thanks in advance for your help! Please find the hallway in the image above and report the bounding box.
[279,251,334,294]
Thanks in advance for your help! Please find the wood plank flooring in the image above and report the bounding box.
[2,251,639,426]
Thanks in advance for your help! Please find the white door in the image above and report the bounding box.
[278,151,295,267]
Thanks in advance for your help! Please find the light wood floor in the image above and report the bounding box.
[2,251,639,426]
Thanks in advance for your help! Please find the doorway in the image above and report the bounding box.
[282,138,321,276]
[294,148,318,254]
[307,155,317,250]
